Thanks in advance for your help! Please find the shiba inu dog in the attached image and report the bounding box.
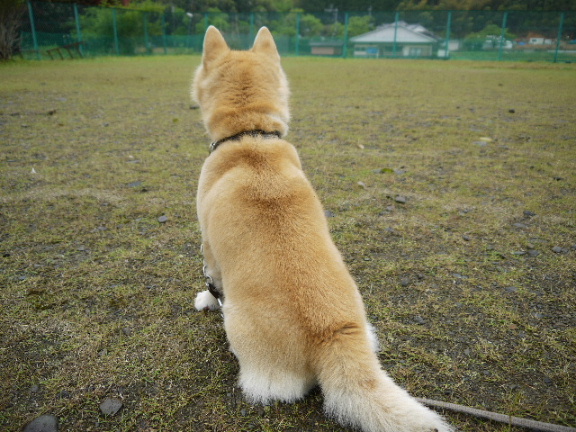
[192,26,452,432]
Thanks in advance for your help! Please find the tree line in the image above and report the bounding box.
[19,0,576,13]
[1,0,574,60]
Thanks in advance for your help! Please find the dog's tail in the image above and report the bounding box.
[315,323,453,432]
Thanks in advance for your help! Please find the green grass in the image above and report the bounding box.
[1,56,575,431]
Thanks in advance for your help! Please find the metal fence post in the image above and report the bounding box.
[112,8,120,55]
[296,12,301,56]
[393,11,399,57]
[144,12,150,54]
[343,12,349,58]
[498,11,508,61]
[554,12,565,63]
[444,11,452,59]
[27,1,40,59]
[162,12,167,54]
[73,3,83,56]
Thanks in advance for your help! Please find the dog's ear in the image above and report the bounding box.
[252,27,280,61]
[202,26,229,68]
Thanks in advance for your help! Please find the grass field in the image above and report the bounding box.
[1,56,575,432]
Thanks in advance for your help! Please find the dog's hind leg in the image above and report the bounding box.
[237,358,316,405]
[224,306,316,404]
[194,241,222,311]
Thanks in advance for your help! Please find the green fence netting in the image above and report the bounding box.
[19,2,576,62]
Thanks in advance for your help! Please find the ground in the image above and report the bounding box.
[0,56,575,432]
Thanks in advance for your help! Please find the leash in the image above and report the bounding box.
[417,398,576,432]
[202,264,223,307]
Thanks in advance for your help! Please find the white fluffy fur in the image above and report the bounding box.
[238,363,316,404]
[323,369,450,432]
[366,322,380,352]
[194,290,220,311]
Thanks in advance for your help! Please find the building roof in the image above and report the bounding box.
[309,39,345,47]
[350,22,438,44]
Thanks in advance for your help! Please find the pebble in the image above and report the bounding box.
[462,235,471,241]
[504,286,519,293]
[523,210,536,218]
[400,278,410,287]
[158,215,168,223]
[23,415,58,432]
[551,246,565,254]
[528,250,540,257]
[324,210,335,218]
[100,398,123,416]
[127,181,142,188]
[394,195,407,204]
[58,390,72,399]
[413,316,426,325]
[513,222,528,229]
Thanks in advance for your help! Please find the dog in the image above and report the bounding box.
[192,26,452,432]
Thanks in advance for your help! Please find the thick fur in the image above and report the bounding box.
[192,26,452,432]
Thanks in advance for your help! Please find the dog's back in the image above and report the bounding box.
[193,26,452,432]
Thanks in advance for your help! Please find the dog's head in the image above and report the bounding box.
[192,26,290,142]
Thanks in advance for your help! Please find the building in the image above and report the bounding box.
[350,21,439,58]
[309,39,345,56]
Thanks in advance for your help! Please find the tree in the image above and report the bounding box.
[196,8,231,33]
[299,13,324,36]
[395,0,576,11]
[463,23,515,49]
[82,0,166,55]
[0,0,26,60]
[295,0,398,12]
[347,15,374,36]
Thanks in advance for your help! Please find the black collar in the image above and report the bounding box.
[209,129,282,153]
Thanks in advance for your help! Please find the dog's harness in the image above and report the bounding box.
[209,129,282,153]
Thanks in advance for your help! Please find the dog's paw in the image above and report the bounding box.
[194,290,220,311]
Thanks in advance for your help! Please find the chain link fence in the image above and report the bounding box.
[19,1,576,63]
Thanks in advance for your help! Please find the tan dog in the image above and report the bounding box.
[192,26,452,432]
